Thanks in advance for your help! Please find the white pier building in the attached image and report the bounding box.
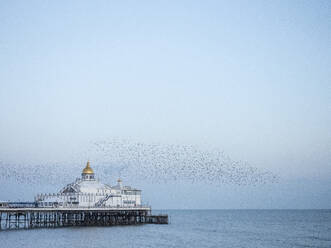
[35,161,142,208]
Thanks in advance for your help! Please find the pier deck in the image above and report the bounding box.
[0,207,168,231]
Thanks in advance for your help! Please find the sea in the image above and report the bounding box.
[0,210,330,248]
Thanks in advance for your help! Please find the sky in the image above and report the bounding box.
[0,0,330,209]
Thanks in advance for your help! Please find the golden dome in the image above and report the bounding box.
[82,161,94,174]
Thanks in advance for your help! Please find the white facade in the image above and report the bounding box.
[35,162,142,208]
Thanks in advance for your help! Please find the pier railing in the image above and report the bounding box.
[0,202,151,210]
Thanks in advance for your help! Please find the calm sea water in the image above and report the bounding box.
[0,210,330,248]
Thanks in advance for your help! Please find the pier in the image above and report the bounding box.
[0,207,168,231]
[0,162,169,231]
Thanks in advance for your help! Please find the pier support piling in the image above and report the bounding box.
[0,207,168,231]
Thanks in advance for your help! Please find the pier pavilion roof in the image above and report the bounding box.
[59,162,139,195]
[60,179,112,194]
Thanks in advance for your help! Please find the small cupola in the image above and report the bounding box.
[117,178,123,188]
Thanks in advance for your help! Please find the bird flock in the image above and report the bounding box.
[91,139,278,185]
[0,139,278,186]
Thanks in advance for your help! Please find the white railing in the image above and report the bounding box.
[34,204,151,209]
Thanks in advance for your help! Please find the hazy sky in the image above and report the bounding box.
[0,1,330,208]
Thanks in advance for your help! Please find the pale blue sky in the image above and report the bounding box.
[0,1,330,208]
